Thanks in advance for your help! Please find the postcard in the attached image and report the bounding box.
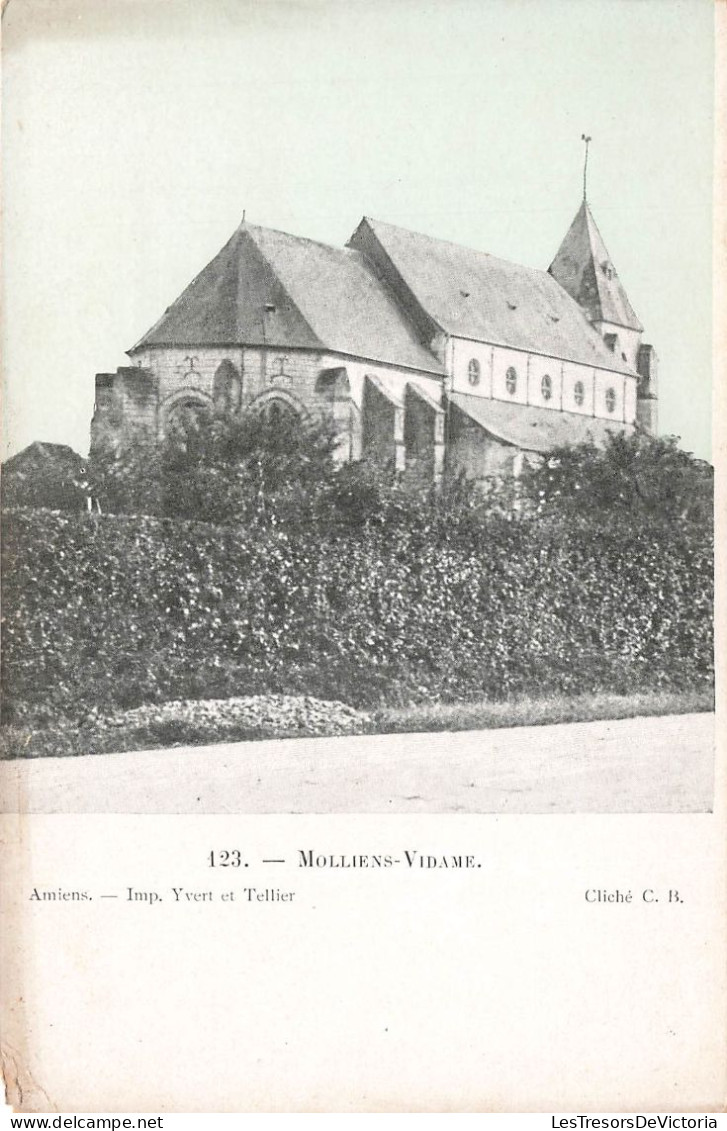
[1,0,724,1114]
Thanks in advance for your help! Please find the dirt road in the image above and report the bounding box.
[1,711,714,813]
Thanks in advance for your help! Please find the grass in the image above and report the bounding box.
[368,687,715,736]
[0,686,714,760]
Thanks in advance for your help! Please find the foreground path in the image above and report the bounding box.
[1,712,714,814]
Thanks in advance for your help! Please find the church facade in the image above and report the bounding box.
[91,201,658,483]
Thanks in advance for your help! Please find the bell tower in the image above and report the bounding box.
[548,138,658,433]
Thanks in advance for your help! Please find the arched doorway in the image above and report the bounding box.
[259,397,299,427]
[165,395,211,434]
[161,391,214,455]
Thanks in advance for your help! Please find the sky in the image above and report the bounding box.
[1,0,715,461]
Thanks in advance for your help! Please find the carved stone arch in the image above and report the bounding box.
[160,388,214,436]
[246,388,309,424]
[213,360,241,411]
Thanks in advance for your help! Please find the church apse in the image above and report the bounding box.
[92,189,658,478]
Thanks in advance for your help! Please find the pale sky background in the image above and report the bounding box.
[1,0,715,461]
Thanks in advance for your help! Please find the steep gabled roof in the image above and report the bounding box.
[548,201,643,332]
[3,442,85,473]
[130,223,444,375]
[130,226,323,353]
[349,217,637,375]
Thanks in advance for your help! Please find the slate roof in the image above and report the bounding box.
[130,224,444,375]
[3,442,85,473]
[548,201,643,332]
[364,369,444,408]
[349,217,638,376]
[450,393,633,454]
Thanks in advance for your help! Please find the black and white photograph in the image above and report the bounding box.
[0,0,716,817]
[0,0,723,1115]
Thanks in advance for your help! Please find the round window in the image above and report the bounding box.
[541,374,552,401]
[468,358,481,386]
[505,366,517,395]
[574,380,585,407]
[605,387,616,413]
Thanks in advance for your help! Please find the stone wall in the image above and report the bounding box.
[362,376,403,472]
[446,403,518,480]
[91,367,157,452]
[636,344,658,435]
[450,337,635,426]
[92,347,447,483]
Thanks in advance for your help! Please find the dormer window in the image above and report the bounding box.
[601,261,614,280]
[468,358,481,386]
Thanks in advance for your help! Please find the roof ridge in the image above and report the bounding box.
[242,220,366,259]
[364,214,564,283]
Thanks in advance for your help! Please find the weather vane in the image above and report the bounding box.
[581,134,592,201]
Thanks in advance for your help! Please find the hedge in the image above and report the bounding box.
[0,508,714,723]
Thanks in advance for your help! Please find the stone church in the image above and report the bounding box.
[91,199,658,483]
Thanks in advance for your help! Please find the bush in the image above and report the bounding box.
[521,432,714,524]
[0,505,713,723]
[89,410,342,527]
[1,459,86,512]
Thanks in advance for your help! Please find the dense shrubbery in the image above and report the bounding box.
[2,418,714,725]
[520,431,714,524]
[1,503,713,724]
[1,455,86,512]
[89,411,343,527]
[88,412,715,530]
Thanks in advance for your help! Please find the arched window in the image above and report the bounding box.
[573,380,585,407]
[505,366,518,395]
[605,387,616,414]
[541,374,552,401]
[468,358,481,386]
[213,360,241,411]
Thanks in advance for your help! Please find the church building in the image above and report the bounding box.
[91,198,658,484]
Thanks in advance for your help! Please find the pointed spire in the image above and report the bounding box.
[548,199,643,331]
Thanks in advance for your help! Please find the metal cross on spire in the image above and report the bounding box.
[581,134,592,201]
